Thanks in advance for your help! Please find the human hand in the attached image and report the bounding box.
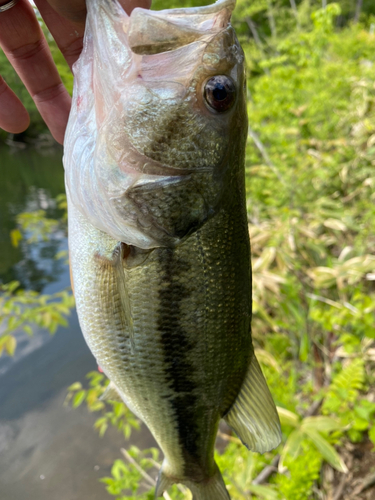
[0,0,152,144]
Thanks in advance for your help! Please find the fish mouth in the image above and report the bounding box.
[127,0,236,55]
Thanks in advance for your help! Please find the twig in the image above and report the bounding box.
[354,0,363,23]
[253,455,280,485]
[306,293,342,309]
[350,471,375,496]
[266,0,277,39]
[120,448,173,500]
[217,431,242,444]
[332,473,348,500]
[305,398,322,417]
[245,17,263,50]
[245,17,270,76]
[289,0,301,28]
[247,125,285,185]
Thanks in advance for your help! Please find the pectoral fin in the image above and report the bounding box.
[114,243,135,352]
[223,353,282,453]
[96,242,135,353]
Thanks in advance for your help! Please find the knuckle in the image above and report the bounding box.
[9,38,45,62]
[62,36,84,62]
[32,82,66,104]
[0,76,8,96]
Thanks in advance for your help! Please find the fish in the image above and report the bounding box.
[63,0,281,499]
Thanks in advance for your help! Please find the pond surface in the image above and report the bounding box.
[0,146,153,500]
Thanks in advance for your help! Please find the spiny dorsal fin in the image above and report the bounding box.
[223,353,282,453]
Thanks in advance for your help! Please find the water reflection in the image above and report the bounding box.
[0,147,66,291]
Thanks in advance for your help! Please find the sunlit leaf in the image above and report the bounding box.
[301,416,342,434]
[255,349,281,373]
[303,428,348,473]
[277,407,300,428]
[10,228,22,248]
[5,335,16,356]
[72,390,86,408]
[278,429,304,473]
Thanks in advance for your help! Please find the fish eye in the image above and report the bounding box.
[204,75,236,113]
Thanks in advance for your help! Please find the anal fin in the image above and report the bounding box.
[100,381,123,402]
[224,353,282,453]
[155,466,175,498]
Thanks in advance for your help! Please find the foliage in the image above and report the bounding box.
[321,358,375,443]
[65,371,140,439]
[276,442,322,500]
[10,193,67,248]
[0,280,74,356]
[0,196,74,355]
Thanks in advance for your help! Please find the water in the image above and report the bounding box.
[0,147,153,500]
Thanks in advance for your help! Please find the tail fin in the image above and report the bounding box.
[155,461,230,500]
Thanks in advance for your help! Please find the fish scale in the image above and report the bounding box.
[64,1,281,498]
[69,186,251,478]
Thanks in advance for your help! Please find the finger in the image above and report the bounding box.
[36,0,152,69]
[35,0,84,69]
[0,75,30,134]
[45,0,86,25]
[35,1,153,70]
[121,0,153,13]
[45,0,152,25]
[0,0,71,144]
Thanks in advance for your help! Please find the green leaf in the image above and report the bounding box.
[303,429,348,473]
[352,417,369,431]
[355,401,375,421]
[279,429,304,473]
[94,417,107,430]
[255,349,281,373]
[299,331,309,362]
[5,335,17,356]
[10,228,22,248]
[301,416,343,434]
[23,325,33,336]
[67,382,82,392]
[277,407,300,427]
[89,401,105,412]
[111,459,128,480]
[72,390,86,408]
[98,422,108,437]
[249,484,280,500]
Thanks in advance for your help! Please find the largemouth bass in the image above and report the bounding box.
[63,0,281,498]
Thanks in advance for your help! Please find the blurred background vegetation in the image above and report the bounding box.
[1,0,375,499]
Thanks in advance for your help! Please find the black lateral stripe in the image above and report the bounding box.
[157,247,201,471]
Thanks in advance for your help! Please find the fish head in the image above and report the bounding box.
[64,0,248,248]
